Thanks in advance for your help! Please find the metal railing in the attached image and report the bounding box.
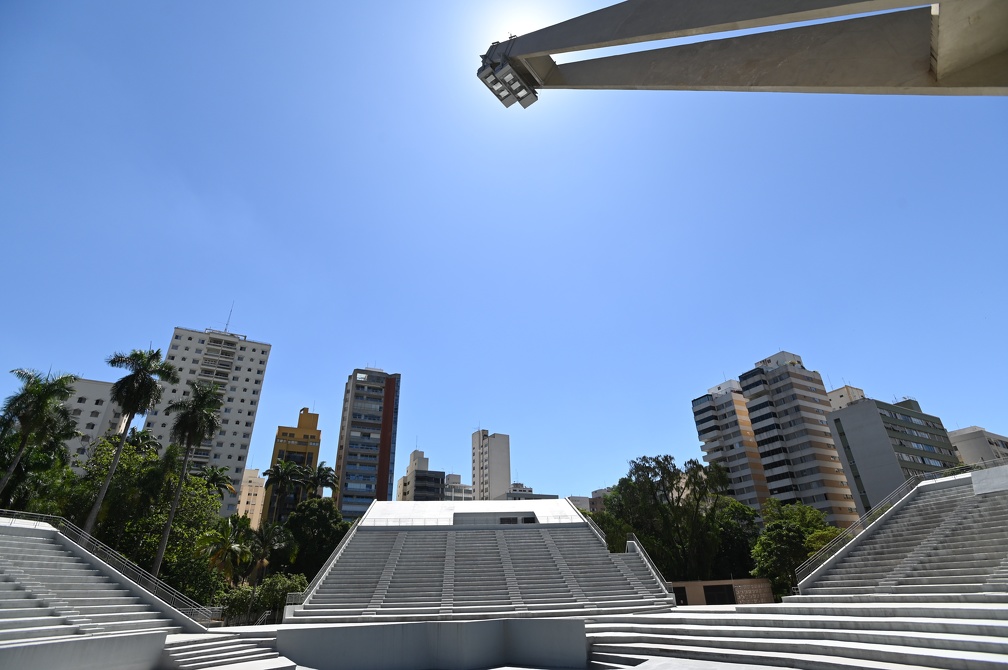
[286,518,360,606]
[0,509,221,625]
[359,514,585,527]
[795,459,1006,584]
[626,532,668,590]
[583,514,607,543]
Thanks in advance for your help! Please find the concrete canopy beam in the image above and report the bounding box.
[479,0,1008,103]
[485,0,925,60]
[541,9,1008,95]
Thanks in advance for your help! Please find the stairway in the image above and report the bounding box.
[587,597,1008,670]
[0,527,180,636]
[287,523,674,623]
[159,633,296,670]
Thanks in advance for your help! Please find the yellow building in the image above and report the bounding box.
[261,408,321,525]
[236,469,266,530]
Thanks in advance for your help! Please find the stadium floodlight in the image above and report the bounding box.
[477,57,539,109]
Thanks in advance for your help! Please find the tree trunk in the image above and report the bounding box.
[152,439,194,578]
[0,434,32,497]
[83,413,135,535]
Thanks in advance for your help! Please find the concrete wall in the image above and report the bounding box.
[277,618,586,670]
[0,630,165,670]
[973,464,1008,495]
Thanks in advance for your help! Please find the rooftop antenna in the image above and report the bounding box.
[224,301,235,333]
[826,373,834,390]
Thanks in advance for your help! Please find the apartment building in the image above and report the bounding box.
[694,352,857,527]
[144,326,271,515]
[334,368,401,520]
[396,450,446,501]
[472,430,511,501]
[63,379,128,470]
[444,474,475,501]
[949,426,1008,464]
[692,379,768,514]
[262,408,322,524]
[828,393,958,515]
[236,468,266,529]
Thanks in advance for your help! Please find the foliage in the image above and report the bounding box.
[199,514,252,585]
[584,510,634,554]
[198,465,237,498]
[152,380,222,577]
[604,455,737,581]
[709,497,760,579]
[85,348,178,534]
[219,584,253,622]
[284,497,351,578]
[263,459,308,523]
[751,499,838,598]
[0,368,79,500]
[256,572,307,613]
[303,461,338,498]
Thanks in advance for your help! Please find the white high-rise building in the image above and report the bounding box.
[64,379,128,470]
[144,327,271,516]
[471,430,510,501]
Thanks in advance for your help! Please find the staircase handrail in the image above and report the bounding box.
[583,514,607,543]
[286,518,360,606]
[0,508,220,624]
[626,532,668,591]
[795,459,1005,583]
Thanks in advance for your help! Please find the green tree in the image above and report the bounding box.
[303,461,338,498]
[285,497,350,578]
[751,499,838,598]
[0,369,79,499]
[710,498,760,579]
[199,514,252,585]
[605,455,731,581]
[199,465,237,498]
[246,521,292,619]
[84,349,179,535]
[152,381,222,578]
[263,459,307,523]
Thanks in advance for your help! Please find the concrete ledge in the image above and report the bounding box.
[973,465,1008,495]
[0,630,166,670]
[276,617,586,670]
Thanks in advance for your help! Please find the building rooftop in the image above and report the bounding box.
[359,499,584,526]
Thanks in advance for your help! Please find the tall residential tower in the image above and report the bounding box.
[694,352,858,527]
[144,327,271,515]
[472,430,511,501]
[333,368,401,520]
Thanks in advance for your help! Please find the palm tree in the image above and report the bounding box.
[84,349,179,535]
[199,515,252,586]
[151,381,222,578]
[263,459,307,523]
[199,465,236,498]
[304,461,338,498]
[0,369,79,497]
[246,521,291,620]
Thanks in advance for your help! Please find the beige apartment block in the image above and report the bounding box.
[236,468,265,529]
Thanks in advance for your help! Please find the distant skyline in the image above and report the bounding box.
[2,1,1006,500]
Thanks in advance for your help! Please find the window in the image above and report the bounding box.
[94,399,104,406]
[76,397,86,404]
[85,422,96,430]
[90,410,100,418]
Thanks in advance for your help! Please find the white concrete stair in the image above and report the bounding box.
[160,633,296,670]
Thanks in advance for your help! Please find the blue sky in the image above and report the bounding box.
[2,1,1006,499]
